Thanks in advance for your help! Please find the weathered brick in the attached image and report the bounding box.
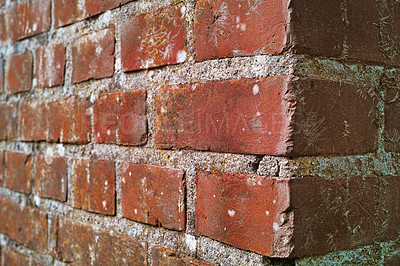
[287,0,344,57]
[84,0,130,18]
[35,43,66,88]
[73,159,115,215]
[5,152,32,194]
[19,101,47,141]
[0,57,3,92]
[121,163,185,231]
[121,4,186,72]
[194,0,288,61]
[0,150,4,186]
[54,217,148,264]
[3,246,31,266]
[94,90,147,145]
[0,102,18,140]
[47,97,91,144]
[71,27,115,84]
[196,171,381,258]
[0,197,48,252]
[196,170,290,257]
[7,0,51,41]
[34,155,68,202]
[152,246,215,266]
[385,97,400,152]
[5,51,33,94]
[0,13,6,46]
[156,77,377,156]
[54,0,78,28]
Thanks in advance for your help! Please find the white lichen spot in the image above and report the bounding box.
[253,84,260,95]
[240,23,247,31]
[213,194,216,198]
[256,111,261,117]
[122,177,126,184]
[102,201,107,208]
[107,129,111,136]
[228,209,236,217]
[97,132,100,138]
[134,209,138,214]
[224,227,227,231]
[266,211,270,216]
[33,195,41,207]
[181,5,186,16]
[273,199,276,204]
[242,127,245,131]
[161,192,164,195]
[176,50,187,63]
[161,107,166,113]
[273,222,279,231]
[33,23,38,31]
[96,46,103,55]
[129,172,132,176]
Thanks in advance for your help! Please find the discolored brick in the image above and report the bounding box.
[71,27,115,84]
[84,0,130,18]
[0,102,18,140]
[54,0,78,28]
[5,152,32,194]
[94,90,147,145]
[0,150,4,186]
[73,159,115,215]
[19,101,48,142]
[5,51,33,94]
[121,163,186,231]
[0,197,48,252]
[7,0,51,41]
[34,155,68,202]
[3,246,31,265]
[35,43,66,88]
[121,4,186,72]
[54,217,148,264]
[194,0,288,61]
[152,246,215,266]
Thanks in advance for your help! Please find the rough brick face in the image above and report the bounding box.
[8,0,51,41]
[155,77,377,156]
[0,102,18,140]
[71,27,115,84]
[194,0,288,61]
[385,99,400,152]
[0,151,4,186]
[84,0,130,17]
[121,163,186,231]
[54,0,78,28]
[54,217,148,264]
[0,197,48,252]
[5,51,33,94]
[0,57,3,91]
[35,43,66,88]
[196,170,290,257]
[121,4,186,72]
[47,97,92,143]
[34,155,68,202]
[5,152,32,194]
[94,90,147,145]
[73,159,115,215]
[19,101,48,141]
[152,246,215,266]
[0,13,6,46]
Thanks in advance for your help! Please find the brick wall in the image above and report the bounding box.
[0,0,399,265]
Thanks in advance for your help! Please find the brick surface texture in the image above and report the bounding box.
[0,0,399,264]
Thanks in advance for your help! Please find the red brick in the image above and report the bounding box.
[196,171,380,257]
[19,101,47,141]
[84,0,130,18]
[34,155,68,202]
[5,51,33,94]
[121,4,186,72]
[152,246,215,266]
[155,77,377,156]
[54,217,147,264]
[0,13,6,46]
[0,57,3,91]
[54,0,79,28]
[0,150,4,186]
[121,163,185,231]
[0,0,5,6]
[194,0,288,61]
[0,197,48,252]
[3,246,31,266]
[94,90,147,145]
[71,27,115,84]
[287,0,344,57]
[0,102,18,140]
[7,0,51,41]
[73,159,115,215]
[35,43,66,88]
[47,97,91,144]
[5,152,32,194]
[196,170,290,257]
